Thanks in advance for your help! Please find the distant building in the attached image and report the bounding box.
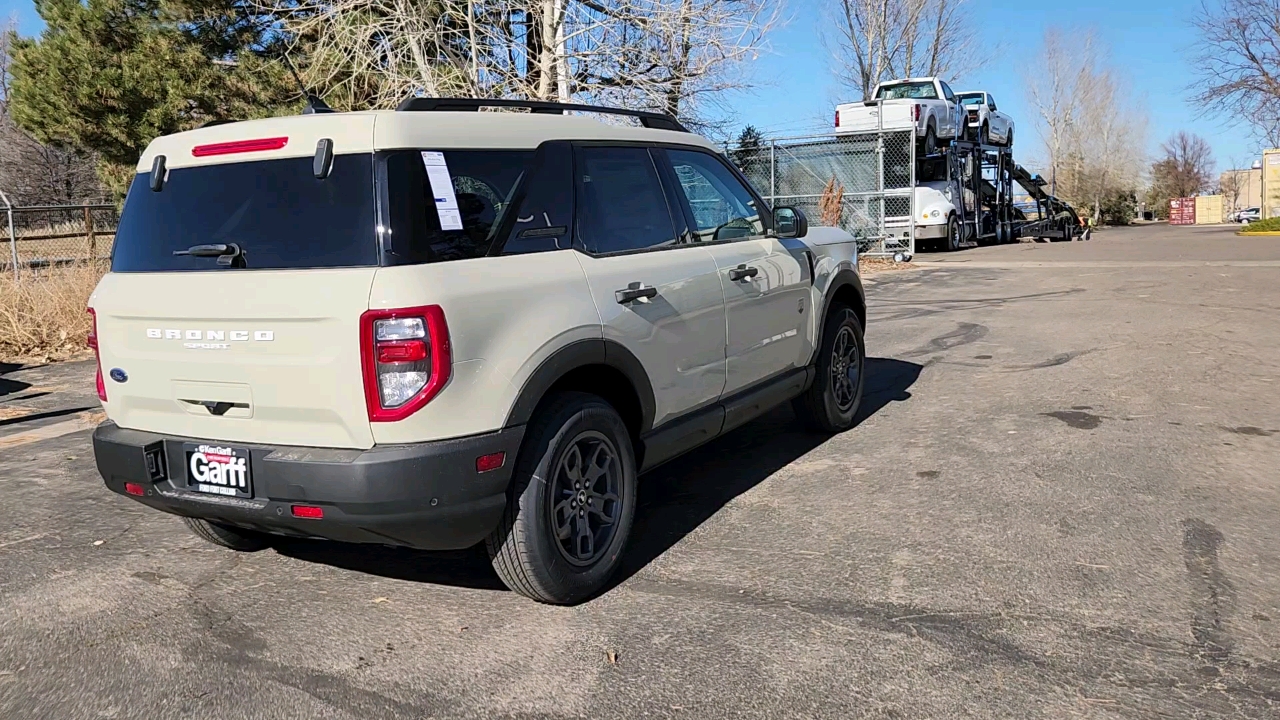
[1220,167,1263,214]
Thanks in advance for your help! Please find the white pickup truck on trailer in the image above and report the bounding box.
[835,77,962,155]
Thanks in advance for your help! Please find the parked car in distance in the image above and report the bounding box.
[1235,206,1261,224]
[955,91,1014,147]
[835,77,962,156]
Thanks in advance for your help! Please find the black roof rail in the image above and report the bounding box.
[394,97,689,133]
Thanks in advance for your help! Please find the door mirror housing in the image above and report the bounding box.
[774,206,808,239]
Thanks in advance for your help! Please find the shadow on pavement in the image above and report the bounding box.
[1,363,32,398]
[275,357,923,597]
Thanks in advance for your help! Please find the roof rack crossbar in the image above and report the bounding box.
[394,97,689,133]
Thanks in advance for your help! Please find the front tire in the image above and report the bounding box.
[486,392,637,604]
[981,122,990,145]
[182,517,269,552]
[793,305,865,433]
[946,215,962,251]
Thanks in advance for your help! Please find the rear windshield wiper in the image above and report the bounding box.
[173,243,246,267]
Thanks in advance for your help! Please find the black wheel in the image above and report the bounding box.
[981,122,990,145]
[1005,128,1014,148]
[921,125,937,156]
[793,305,865,433]
[486,392,637,604]
[946,215,962,251]
[182,517,269,551]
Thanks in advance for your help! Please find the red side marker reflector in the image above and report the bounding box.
[291,505,324,519]
[124,482,145,497]
[192,137,289,157]
[475,451,506,473]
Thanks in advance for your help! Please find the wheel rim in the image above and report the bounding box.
[548,430,623,566]
[829,325,862,412]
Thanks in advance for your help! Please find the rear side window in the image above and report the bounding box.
[383,150,533,265]
[575,147,677,254]
[111,155,377,272]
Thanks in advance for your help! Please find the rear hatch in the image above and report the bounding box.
[91,130,380,449]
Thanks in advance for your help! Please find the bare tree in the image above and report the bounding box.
[1190,0,1280,146]
[0,19,104,205]
[1022,27,1147,221]
[825,0,981,100]
[262,0,781,124]
[1152,131,1215,199]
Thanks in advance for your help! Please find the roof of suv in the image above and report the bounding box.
[137,110,720,172]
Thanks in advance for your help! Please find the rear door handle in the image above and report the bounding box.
[728,264,759,282]
[615,282,658,304]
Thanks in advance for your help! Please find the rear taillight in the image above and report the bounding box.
[912,104,920,122]
[360,306,451,422]
[87,307,106,402]
[834,109,841,127]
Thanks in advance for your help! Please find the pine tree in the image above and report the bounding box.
[9,0,298,197]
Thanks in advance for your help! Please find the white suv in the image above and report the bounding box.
[89,98,868,604]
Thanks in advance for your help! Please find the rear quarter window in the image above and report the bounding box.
[111,155,378,272]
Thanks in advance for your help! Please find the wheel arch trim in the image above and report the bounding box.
[503,338,657,434]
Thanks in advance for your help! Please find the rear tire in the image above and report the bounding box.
[486,392,637,604]
[182,517,269,552]
[981,122,990,145]
[921,125,938,156]
[793,305,865,433]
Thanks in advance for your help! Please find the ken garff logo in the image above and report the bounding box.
[109,368,128,383]
[146,328,274,350]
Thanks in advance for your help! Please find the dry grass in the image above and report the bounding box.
[0,263,106,363]
[859,256,918,275]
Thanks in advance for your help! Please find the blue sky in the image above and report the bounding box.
[2,0,1258,173]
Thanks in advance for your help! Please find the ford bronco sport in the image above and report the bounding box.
[90,98,868,604]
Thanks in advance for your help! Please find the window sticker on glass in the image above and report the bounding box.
[420,151,464,230]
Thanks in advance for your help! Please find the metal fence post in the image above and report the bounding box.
[769,140,776,202]
[84,205,97,261]
[0,190,17,281]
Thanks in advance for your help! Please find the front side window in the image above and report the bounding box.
[666,149,765,242]
[575,147,678,254]
[383,149,532,265]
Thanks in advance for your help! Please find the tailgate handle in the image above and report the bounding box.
[181,399,250,417]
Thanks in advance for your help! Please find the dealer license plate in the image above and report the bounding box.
[183,443,253,498]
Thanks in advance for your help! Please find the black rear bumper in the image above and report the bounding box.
[92,421,523,550]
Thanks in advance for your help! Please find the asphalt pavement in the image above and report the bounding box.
[1,223,1277,719]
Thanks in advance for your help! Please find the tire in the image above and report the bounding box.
[182,517,270,552]
[486,392,637,604]
[793,305,866,433]
[922,125,938,156]
[981,122,990,145]
[946,215,962,251]
[1005,128,1014,148]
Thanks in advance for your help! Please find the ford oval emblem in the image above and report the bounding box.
[109,368,128,383]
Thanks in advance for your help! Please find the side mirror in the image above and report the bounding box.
[774,206,808,239]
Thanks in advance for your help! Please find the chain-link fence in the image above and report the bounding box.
[2,204,118,277]
[729,130,916,256]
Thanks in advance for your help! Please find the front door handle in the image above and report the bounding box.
[728,264,759,282]
[615,282,658,304]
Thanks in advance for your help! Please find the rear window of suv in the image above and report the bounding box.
[111,154,378,272]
